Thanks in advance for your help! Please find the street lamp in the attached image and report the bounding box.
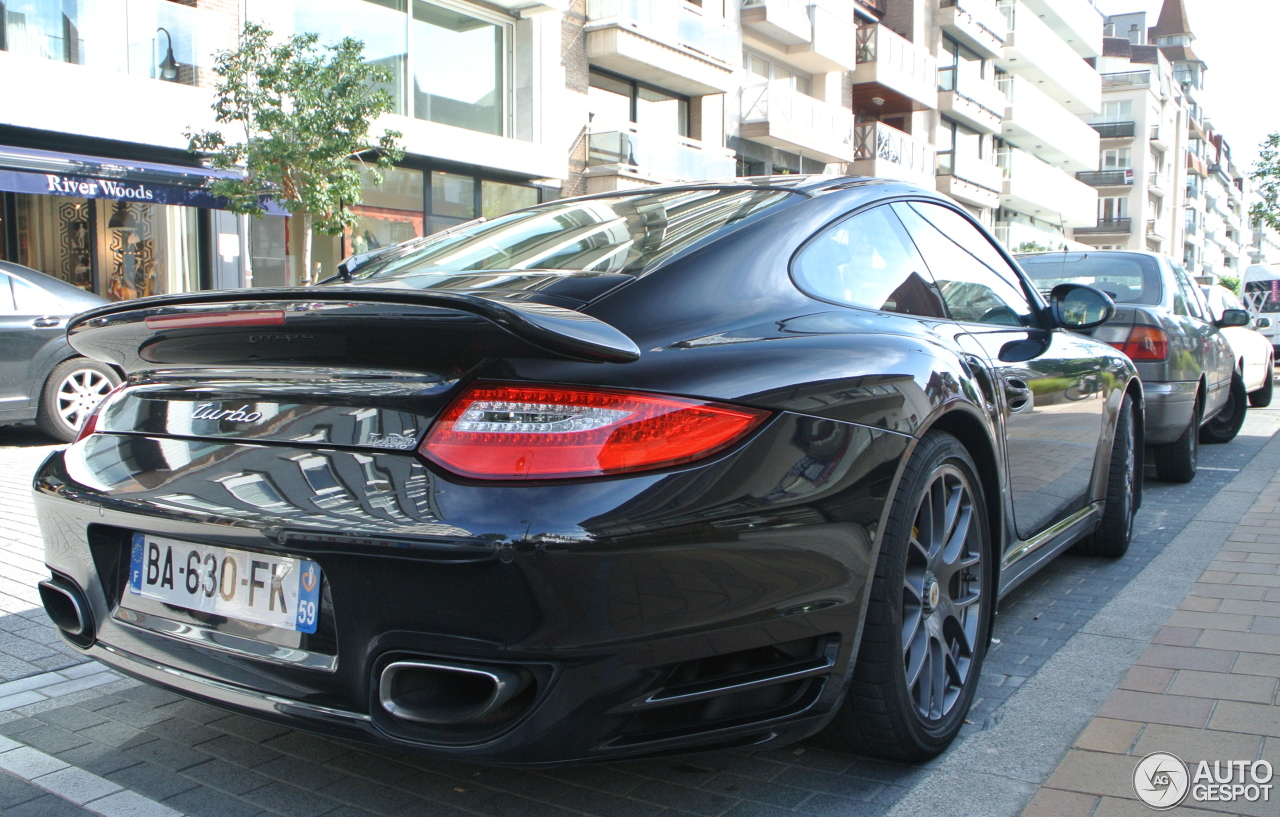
[157,27,179,81]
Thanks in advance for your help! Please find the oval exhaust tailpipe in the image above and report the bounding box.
[379,660,531,726]
[38,579,92,638]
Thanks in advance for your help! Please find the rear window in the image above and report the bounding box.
[1018,252,1162,305]
[347,188,795,282]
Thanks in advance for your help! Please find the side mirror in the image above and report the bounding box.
[1048,283,1115,330]
[1254,317,1272,330]
[1216,308,1251,328]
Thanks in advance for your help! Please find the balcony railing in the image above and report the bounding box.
[855,24,937,89]
[587,128,735,182]
[1076,219,1132,234]
[1101,70,1152,89]
[854,122,935,180]
[1076,169,1134,187]
[0,0,231,86]
[741,80,853,159]
[1091,121,1136,139]
[1147,219,1165,238]
[1149,171,1166,190]
[586,0,735,64]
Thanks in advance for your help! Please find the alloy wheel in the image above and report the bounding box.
[56,368,114,431]
[901,465,985,722]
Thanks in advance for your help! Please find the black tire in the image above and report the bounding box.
[35,358,120,443]
[1076,394,1137,558]
[1249,358,1273,408]
[1200,374,1246,445]
[1153,396,1200,483]
[823,431,991,761]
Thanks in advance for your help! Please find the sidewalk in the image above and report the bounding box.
[1023,468,1280,815]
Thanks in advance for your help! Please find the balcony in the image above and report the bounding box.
[850,24,937,114]
[997,0,1100,115]
[785,2,857,74]
[1187,153,1208,178]
[739,80,853,163]
[1100,70,1151,90]
[740,0,812,46]
[851,122,936,186]
[585,128,735,192]
[1146,219,1166,239]
[1075,218,1133,235]
[0,0,232,87]
[998,75,1098,170]
[1018,0,1103,59]
[937,77,1005,133]
[1001,147,1096,226]
[1091,121,1135,139]
[585,0,735,95]
[1148,171,1167,196]
[936,153,1003,209]
[937,0,1006,59]
[1149,124,1169,151]
[1076,169,1134,187]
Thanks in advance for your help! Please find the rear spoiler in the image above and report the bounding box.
[67,288,640,370]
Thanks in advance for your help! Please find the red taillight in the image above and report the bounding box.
[420,382,770,480]
[1108,325,1169,361]
[145,310,286,330]
[74,383,128,443]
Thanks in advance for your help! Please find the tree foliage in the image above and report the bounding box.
[1219,275,1241,295]
[1250,132,1280,232]
[188,22,404,283]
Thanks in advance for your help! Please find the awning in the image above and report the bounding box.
[0,145,284,213]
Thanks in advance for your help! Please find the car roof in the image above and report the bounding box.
[0,261,109,309]
[554,175,948,207]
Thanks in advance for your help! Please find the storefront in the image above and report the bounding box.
[0,145,549,298]
[0,144,247,301]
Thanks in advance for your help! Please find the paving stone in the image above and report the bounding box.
[163,786,262,817]
[35,765,123,805]
[121,736,211,772]
[0,772,47,809]
[107,761,201,801]
[1072,718,1143,754]
[181,757,273,796]
[5,792,99,817]
[240,779,346,817]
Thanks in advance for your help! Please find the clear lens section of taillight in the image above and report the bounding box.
[421,382,770,479]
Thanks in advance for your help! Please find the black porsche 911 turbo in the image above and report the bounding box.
[35,176,1141,764]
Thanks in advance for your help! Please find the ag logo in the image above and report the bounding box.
[1134,752,1190,809]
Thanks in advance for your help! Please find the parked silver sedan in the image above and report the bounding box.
[1018,251,1245,483]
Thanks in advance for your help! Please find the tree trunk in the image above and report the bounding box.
[300,211,314,286]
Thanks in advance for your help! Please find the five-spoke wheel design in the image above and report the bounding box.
[901,464,984,722]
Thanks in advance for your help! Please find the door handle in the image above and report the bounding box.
[1004,378,1033,413]
[31,316,61,328]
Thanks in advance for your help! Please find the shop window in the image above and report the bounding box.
[431,172,476,219]
[13,195,94,291]
[481,180,537,219]
[99,201,199,301]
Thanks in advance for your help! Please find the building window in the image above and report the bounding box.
[938,36,987,97]
[743,51,813,97]
[588,70,689,137]
[1101,148,1132,170]
[1099,197,1128,221]
[937,118,983,176]
[1098,100,1132,123]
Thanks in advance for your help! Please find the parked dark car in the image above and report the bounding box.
[0,262,118,441]
[36,178,1140,765]
[1018,251,1245,483]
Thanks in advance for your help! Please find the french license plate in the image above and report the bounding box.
[128,534,321,634]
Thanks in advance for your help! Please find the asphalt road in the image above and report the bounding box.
[1,406,1278,817]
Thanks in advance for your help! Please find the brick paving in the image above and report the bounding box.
[1023,452,1280,816]
[0,412,1277,817]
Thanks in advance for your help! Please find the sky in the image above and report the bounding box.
[1095,0,1278,172]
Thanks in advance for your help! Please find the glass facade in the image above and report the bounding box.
[254,0,522,140]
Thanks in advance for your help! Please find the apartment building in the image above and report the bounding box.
[0,0,1121,303]
[1074,0,1268,285]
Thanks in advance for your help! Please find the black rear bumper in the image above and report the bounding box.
[33,420,905,762]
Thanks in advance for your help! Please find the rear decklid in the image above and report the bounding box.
[69,288,638,448]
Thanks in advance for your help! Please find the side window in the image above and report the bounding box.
[0,274,15,314]
[11,277,62,315]
[792,205,947,318]
[1171,265,1204,319]
[893,202,1035,326]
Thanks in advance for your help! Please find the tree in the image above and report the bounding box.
[1014,241,1061,253]
[188,22,404,285]
[1250,132,1280,232]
